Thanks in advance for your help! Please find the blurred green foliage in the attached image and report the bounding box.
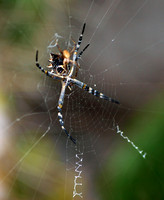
[97,94,164,200]
[4,22,35,45]
[0,0,45,45]
[0,0,17,9]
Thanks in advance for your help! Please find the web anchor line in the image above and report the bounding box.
[73,152,83,199]
[116,125,147,159]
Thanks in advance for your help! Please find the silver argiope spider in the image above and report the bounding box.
[36,23,120,144]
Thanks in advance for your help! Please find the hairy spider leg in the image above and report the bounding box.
[57,81,76,144]
[70,78,120,104]
[36,50,63,80]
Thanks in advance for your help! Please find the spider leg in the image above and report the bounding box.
[69,60,80,68]
[56,43,63,55]
[69,23,87,77]
[73,65,80,79]
[57,81,76,144]
[69,60,80,78]
[75,23,86,54]
[74,44,90,78]
[36,50,63,80]
[70,39,76,55]
[75,43,90,62]
[70,78,120,104]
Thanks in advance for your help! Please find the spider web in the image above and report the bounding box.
[1,0,164,199]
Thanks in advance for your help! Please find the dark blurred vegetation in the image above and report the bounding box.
[97,94,164,200]
[0,0,45,45]
[0,0,164,200]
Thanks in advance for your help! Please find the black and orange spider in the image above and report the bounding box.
[36,23,119,144]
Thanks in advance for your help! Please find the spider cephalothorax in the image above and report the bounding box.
[62,49,73,68]
[36,23,120,144]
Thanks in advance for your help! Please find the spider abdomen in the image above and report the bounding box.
[56,66,66,75]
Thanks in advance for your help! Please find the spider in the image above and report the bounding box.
[36,23,120,144]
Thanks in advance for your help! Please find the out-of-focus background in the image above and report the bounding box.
[0,0,164,199]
